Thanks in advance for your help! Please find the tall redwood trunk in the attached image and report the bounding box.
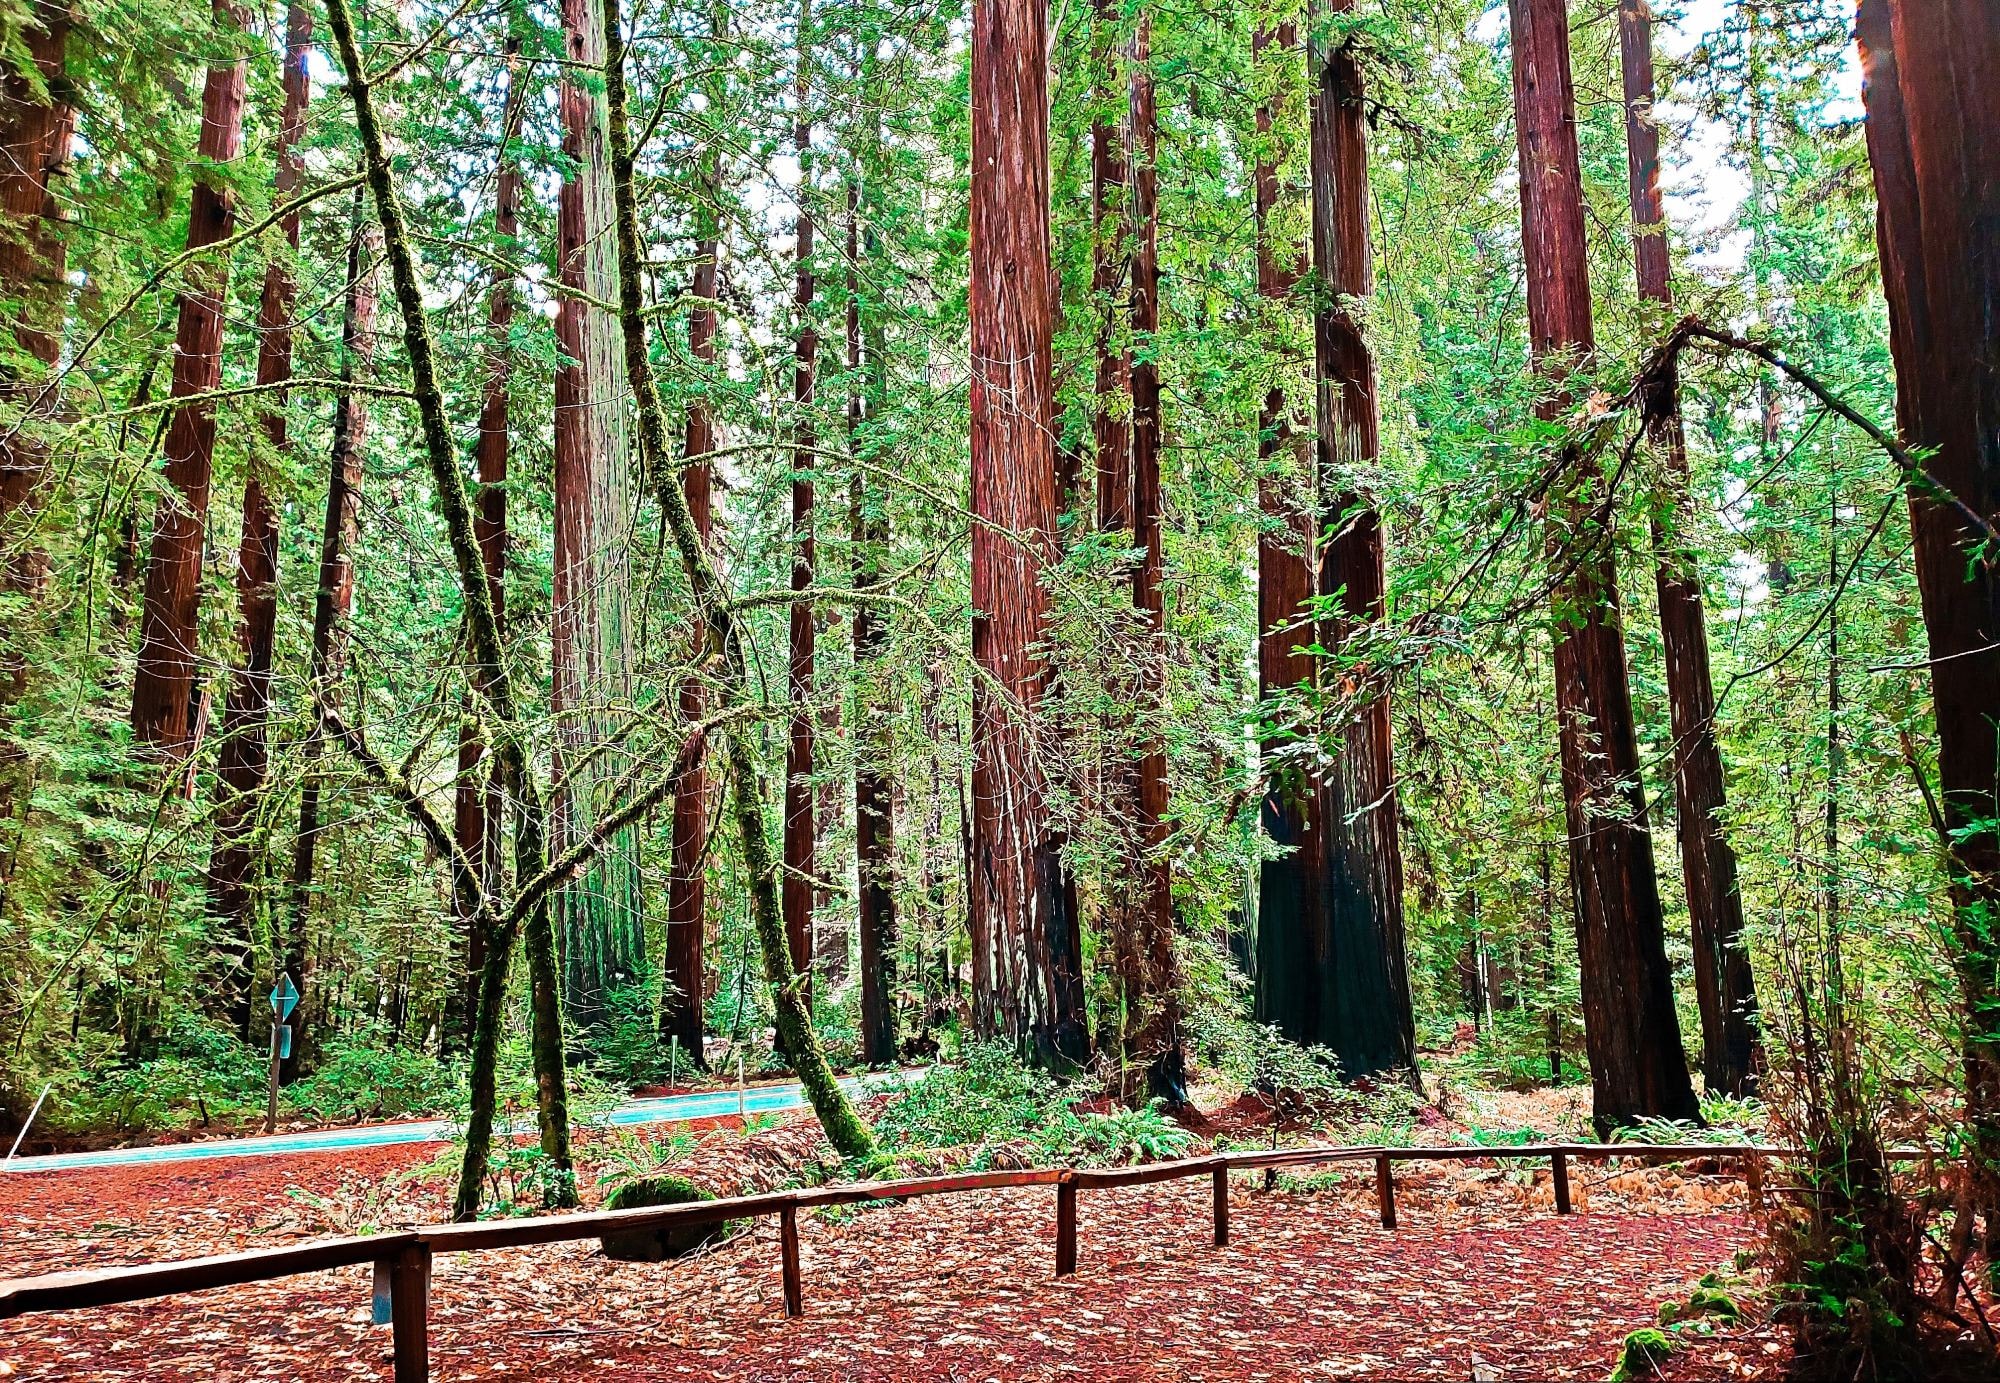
[1125,14,1185,1104]
[968,0,1089,1066]
[1090,0,1129,537]
[553,0,641,1034]
[850,152,899,1064]
[208,1,311,1035]
[1308,4,1417,1082]
[1617,0,1760,1096]
[131,0,249,758]
[1251,21,1330,1043]
[285,191,376,1075]
[0,0,74,873]
[784,0,818,1002]
[662,158,720,1068]
[1509,0,1696,1129]
[1856,0,2000,1202]
[453,32,520,1048]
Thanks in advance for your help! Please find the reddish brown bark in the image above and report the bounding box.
[784,2,818,1004]
[208,1,312,1034]
[1617,0,1760,1097]
[1124,15,1185,1104]
[850,164,899,1065]
[1856,0,2000,1185]
[0,0,70,604]
[285,191,376,1073]
[453,33,521,1047]
[131,0,249,758]
[1307,9,1417,1082]
[1251,21,1333,1046]
[968,0,1088,1066]
[553,0,641,1032]
[1090,0,1130,536]
[0,0,74,856]
[661,200,719,1068]
[1510,0,1695,1130]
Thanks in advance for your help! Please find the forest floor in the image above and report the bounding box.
[0,1100,1794,1381]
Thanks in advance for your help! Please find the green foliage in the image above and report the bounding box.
[1609,1327,1677,1383]
[42,1017,262,1134]
[874,1045,1062,1156]
[584,981,668,1091]
[286,1027,458,1123]
[874,1045,1192,1168]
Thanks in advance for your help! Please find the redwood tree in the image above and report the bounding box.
[1090,0,1129,538]
[131,0,248,758]
[850,92,899,1065]
[208,0,311,1035]
[784,0,818,998]
[284,191,376,1075]
[1123,13,1185,1103]
[1855,0,2000,1201]
[662,140,721,1069]
[968,0,1088,1066]
[1616,0,1760,1096]
[0,0,74,845]
[1252,19,1331,1049]
[553,0,642,1034]
[453,26,521,1048]
[1308,6,1417,1082]
[1509,0,1696,1129]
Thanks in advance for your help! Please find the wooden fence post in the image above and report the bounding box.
[1375,1155,1395,1230]
[1055,1180,1078,1277]
[1745,1153,1765,1209]
[779,1205,803,1318]
[1552,1151,1571,1215]
[1212,1166,1228,1248]
[389,1242,430,1383]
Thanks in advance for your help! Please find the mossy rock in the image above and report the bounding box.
[1610,1327,1677,1383]
[599,1176,736,1262]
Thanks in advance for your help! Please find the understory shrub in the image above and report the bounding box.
[875,1045,1193,1167]
[287,1025,458,1122]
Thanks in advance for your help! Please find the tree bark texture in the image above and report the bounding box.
[131,0,248,757]
[453,30,521,1049]
[662,156,720,1069]
[0,0,74,877]
[1124,15,1186,1105]
[1090,0,1129,537]
[1856,0,2000,1206]
[208,0,311,1036]
[1306,7,1418,1083]
[785,0,819,1004]
[1510,0,1696,1130]
[598,0,874,1156]
[554,0,642,1034]
[968,0,1089,1067]
[321,0,574,1211]
[1616,0,1760,1097]
[284,191,376,1076]
[850,154,899,1065]
[1251,20,1331,1044]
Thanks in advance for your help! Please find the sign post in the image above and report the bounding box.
[266,974,300,1133]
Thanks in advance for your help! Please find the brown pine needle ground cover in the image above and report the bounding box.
[0,1106,1792,1381]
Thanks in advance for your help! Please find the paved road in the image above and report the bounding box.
[4,1071,909,1174]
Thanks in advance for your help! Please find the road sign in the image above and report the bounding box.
[269,974,300,1022]
[274,1024,293,1061]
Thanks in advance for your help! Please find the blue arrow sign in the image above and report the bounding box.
[269,974,300,1021]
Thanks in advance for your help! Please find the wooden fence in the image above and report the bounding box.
[0,1141,1937,1381]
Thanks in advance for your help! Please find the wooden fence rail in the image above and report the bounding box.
[0,1142,1941,1382]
